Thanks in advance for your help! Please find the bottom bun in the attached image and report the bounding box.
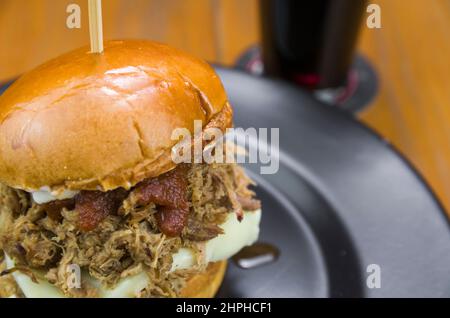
[0,258,227,298]
[180,261,227,298]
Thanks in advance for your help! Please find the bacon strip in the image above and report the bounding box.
[134,165,189,237]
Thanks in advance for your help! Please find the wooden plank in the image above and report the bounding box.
[358,0,450,213]
[211,0,260,64]
[0,0,219,81]
[0,0,89,81]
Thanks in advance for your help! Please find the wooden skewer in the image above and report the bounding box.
[88,0,104,53]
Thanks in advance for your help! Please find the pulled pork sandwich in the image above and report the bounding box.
[0,40,261,298]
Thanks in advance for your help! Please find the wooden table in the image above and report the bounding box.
[1,0,449,213]
[358,0,450,214]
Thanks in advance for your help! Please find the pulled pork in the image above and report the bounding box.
[0,163,259,298]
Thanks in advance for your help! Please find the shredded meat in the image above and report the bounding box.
[0,252,22,298]
[183,216,224,241]
[0,163,259,298]
[42,199,74,221]
[237,195,261,211]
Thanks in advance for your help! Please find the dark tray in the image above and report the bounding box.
[215,67,450,298]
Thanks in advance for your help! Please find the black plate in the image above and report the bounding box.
[214,67,450,298]
[1,70,449,298]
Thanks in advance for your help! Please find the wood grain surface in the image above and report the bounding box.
[0,0,259,80]
[1,0,449,213]
[358,0,450,213]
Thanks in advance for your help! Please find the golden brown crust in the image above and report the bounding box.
[0,40,232,192]
[180,261,227,298]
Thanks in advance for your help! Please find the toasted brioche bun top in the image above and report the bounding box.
[0,40,232,192]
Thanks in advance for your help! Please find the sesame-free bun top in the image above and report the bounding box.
[0,40,232,192]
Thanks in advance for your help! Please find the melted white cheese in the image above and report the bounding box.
[30,188,79,204]
[171,209,261,271]
[6,209,261,298]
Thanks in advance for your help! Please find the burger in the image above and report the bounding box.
[0,40,261,298]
